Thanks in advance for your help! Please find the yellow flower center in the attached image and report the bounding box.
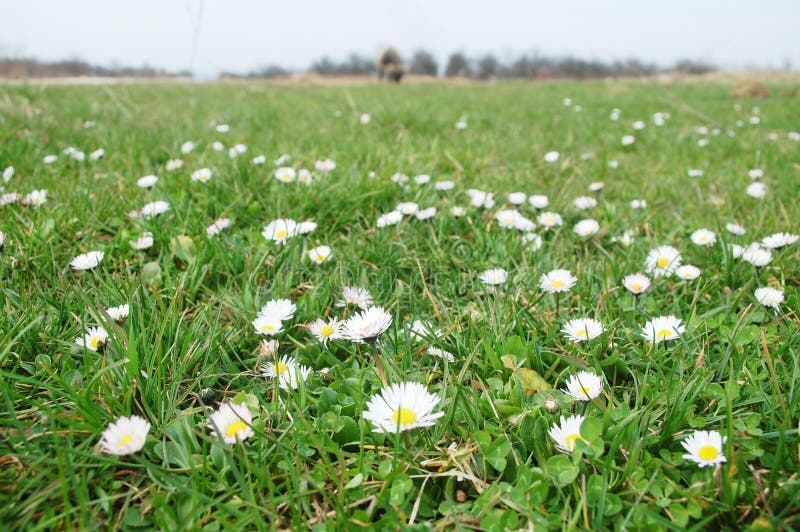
[576,329,587,339]
[275,362,288,375]
[226,420,247,437]
[698,445,718,461]
[656,328,673,339]
[552,279,564,288]
[261,324,275,331]
[544,216,554,224]
[656,257,669,268]
[276,230,287,238]
[316,255,325,262]
[118,434,133,447]
[580,386,591,396]
[320,325,334,337]
[632,283,641,291]
[392,407,417,426]
[564,433,583,450]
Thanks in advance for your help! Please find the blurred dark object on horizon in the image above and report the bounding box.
[377,48,404,83]
[0,56,191,79]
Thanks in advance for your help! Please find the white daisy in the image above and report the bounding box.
[507,192,526,205]
[274,154,290,166]
[573,196,597,210]
[296,220,318,234]
[426,347,455,362]
[397,202,419,215]
[360,113,371,124]
[409,320,441,341]
[106,304,130,321]
[548,414,586,453]
[642,316,686,343]
[391,173,409,184]
[573,219,599,238]
[495,209,521,229]
[455,120,467,130]
[262,219,298,244]
[466,189,495,209]
[681,430,726,468]
[537,211,563,229]
[611,231,635,247]
[561,371,604,401]
[377,211,403,228]
[687,169,704,178]
[259,339,279,358]
[754,287,784,311]
[621,135,635,146]
[630,199,647,209]
[622,273,651,295]
[207,402,254,445]
[414,174,430,185]
[212,141,224,152]
[315,159,336,173]
[0,230,5,250]
[435,180,455,191]
[544,151,560,163]
[297,169,313,185]
[43,155,58,164]
[258,299,296,322]
[100,415,150,455]
[450,206,466,217]
[523,232,543,250]
[24,189,48,206]
[275,167,296,183]
[141,201,170,218]
[645,245,682,277]
[479,268,508,286]
[191,168,213,184]
[131,232,154,250]
[690,229,716,246]
[206,218,231,237]
[308,245,332,263]
[761,232,798,249]
[165,158,183,171]
[252,315,284,336]
[1,193,20,206]
[741,243,772,267]
[676,265,701,280]
[215,124,229,133]
[70,251,104,270]
[343,306,392,343]
[362,382,444,433]
[75,326,109,351]
[588,182,605,192]
[607,160,619,169]
[528,195,549,209]
[540,269,577,293]
[746,182,766,198]
[307,318,344,344]
[561,318,604,343]
[252,155,266,165]
[336,286,373,310]
[415,207,437,220]
[632,120,645,130]
[89,148,105,160]
[137,175,158,188]
[180,141,195,154]
[726,223,746,235]
[748,169,763,179]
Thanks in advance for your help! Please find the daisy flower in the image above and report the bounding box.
[479,268,508,286]
[315,159,336,173]
[540,269,577,293]
[741,244,772,267]
[180,141,195,154]
[141,201,170,218]
[761,232,798,249]
[252,155,266,165]
[572,196,597,210]
[252,315,284,336]
[687,169,703,178]
[336,286,373,310]
[435,180,455,191]
[450,206,466,217]
[622,273,651,294]
[99,415,150,455]
[748,169,763,179]
[632,120,645,130]
[641,316,686,343]
[391,172,409,184]
[377,211,403,228]
[261,355,312,390]
[754,287,784,311]
[746,182,766,198]
[75,326,109,351]
[681,430,726,468]
[258,299,296,322]
[191,168,213,184]
[206,218,231,237]
[297,220,318,234]
[343,306,392,343]
[544,151,560,163]
[275,167,296,183]
[611,231,634,247]
[726,223,746,235]
[215,124,230,133]
[24,189,48,206]
[259,339,279,358]
[495,209,520,229]
[362,382,444,433]
[106,304,129,321]
[528,195,549,209]
[455,120,467,130]
[561,372,603,401]
[207,402,254,445]
[466,189,495,209]
[262,219,298,244]
[561,318,604,343]
[588,182,604,192]
[426,347,455,362]
[621,135,635,146]
[676,265,701,280]
[414,174,430,185]
[537,211,563,229]
[43,154,58,164]
[165,159,183,171]
[360,113,371,124]
[307,318,344,344]
[0,230,5,250]
[630,199,647,209]
[508,192,526,205]
[409,320,441,341]
[1,193,20,206]
[397,202,419,215]
[415,207,436,220]
[131,232,154,250]
[70,251,104,270]
[523,232,543,250]
[308,245,332,263]
[89,149,104,160]
[212,141,224,152]
[548,414,586,453]
[690,229,716,246]
[645,245,682,277]
[573,219,600,238]
[137,175,158,188]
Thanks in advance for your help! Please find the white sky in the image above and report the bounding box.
[1,0,798,77]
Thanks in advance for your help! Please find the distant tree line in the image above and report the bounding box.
[0,56,191,78]
[226,50,715,80]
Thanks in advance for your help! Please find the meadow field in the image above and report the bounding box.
[1,78,799,530]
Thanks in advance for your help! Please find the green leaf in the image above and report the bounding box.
[545,455,579,487]
[170,235,197,263]
[345,473,363,490]
[142,261,162,284]
[512,367,551,393]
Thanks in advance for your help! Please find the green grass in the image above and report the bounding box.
[1,79,799,530]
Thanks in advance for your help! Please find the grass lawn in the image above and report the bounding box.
[1,78,799,530]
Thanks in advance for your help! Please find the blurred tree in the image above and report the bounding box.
[476,54,499,80]
[408,50,438,76]
[444,52,471,77]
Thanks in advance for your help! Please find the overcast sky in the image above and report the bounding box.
[1,0,798,77]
